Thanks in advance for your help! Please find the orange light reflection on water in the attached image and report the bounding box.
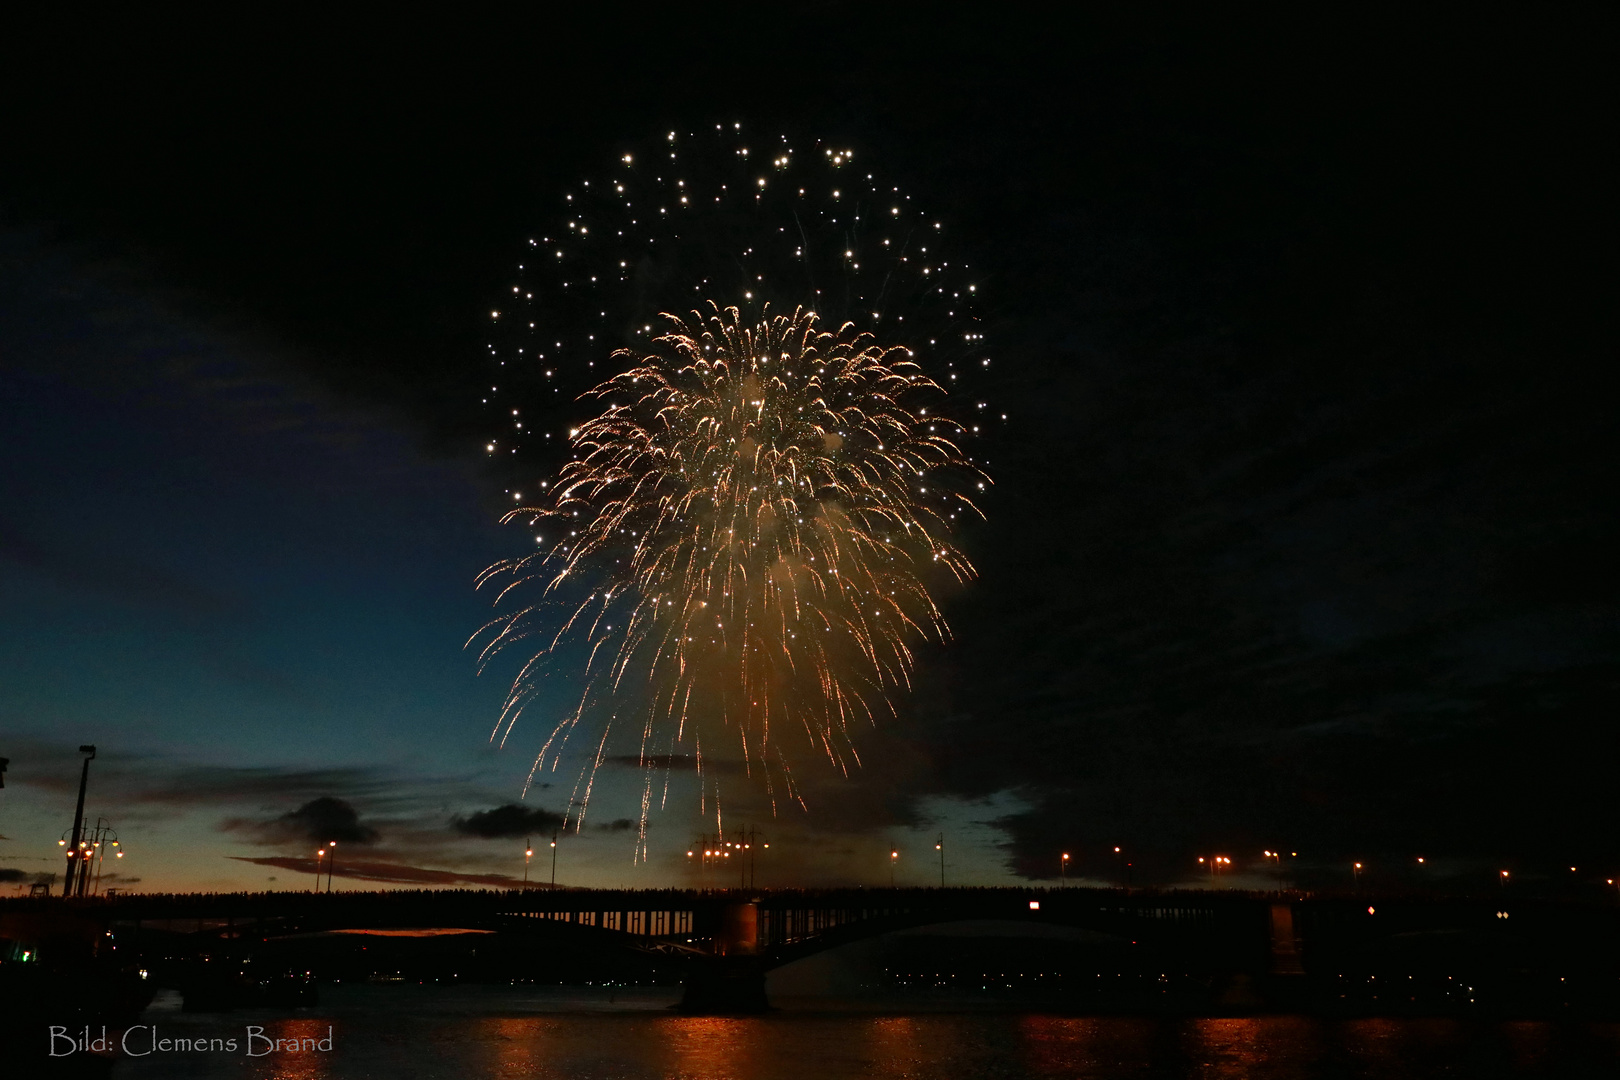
[470,1016,548,1078]
[249,1016,334,1080]
[1018,1015,1104,1074]
[665,1016,761,1080]
[1184,1016,1324,1079]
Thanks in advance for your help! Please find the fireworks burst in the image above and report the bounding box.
[472,127,998,841]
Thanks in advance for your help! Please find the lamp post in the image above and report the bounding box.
[327,841,337,892]
[1353,861,1363,888]
[739,825,765,888]
[1114,845,1131,889]
[86,820,120,896]
[935,834,945,888]
[315,849,325,892]
[1061,852,1069,887]
[890,849,899,887]
[524,839,534,886]
[550,832,558,887]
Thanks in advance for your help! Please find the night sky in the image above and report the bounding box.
[1,11,1612,894]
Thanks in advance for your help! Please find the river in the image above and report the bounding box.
[82,985,1616,1078]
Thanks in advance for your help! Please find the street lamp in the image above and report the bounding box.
[327,842,337,893]
[1353,861,1363,887]
[890,850,898,887]
[1113,846,1133,889]
[524,839,534,886]
[315,849,326,892]
[935,834,945,888]
[550,833,558,887]
[1061,852,1069,888]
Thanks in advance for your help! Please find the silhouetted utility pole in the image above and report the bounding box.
[729,824,769,888]
[64,746,95,898]
[746,825,766,888]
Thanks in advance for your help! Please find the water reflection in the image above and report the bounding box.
[666,1016,763,1080]
[110,989,1620,1079]
[251,1016,334,1080]
[1018,1015,1103,1074]
[1502,1020,1553,1073]
[1185,1017,1285,1079]
[469,1016,547,1079]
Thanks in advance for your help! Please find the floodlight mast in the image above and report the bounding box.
[64,745,96,898]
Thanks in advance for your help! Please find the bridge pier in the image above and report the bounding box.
[676,900,770,1013]
[676,955,771,1013]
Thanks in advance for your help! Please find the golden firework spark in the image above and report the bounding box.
[473,302,985,839]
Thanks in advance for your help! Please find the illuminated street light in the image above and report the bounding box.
[1111,846,1132,889]
[1061,852,1069,888]
[890,850,899,887]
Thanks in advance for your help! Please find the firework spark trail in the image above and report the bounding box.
[472,302,985,845]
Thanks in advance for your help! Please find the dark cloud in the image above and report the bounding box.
[0,513,239,620]
[604,754,696,771]
[14,750,391,805]
[602,754,744,775]
[231,856,527,888]
[224,797,380,846]
[10,746,483,818]
[1,12,1611,886]
[0,870,57,887]
[452,804,565,840]
[278,797,381,844]
[597,818,637,833]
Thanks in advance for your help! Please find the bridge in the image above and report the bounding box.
[10,886,1616,1012]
